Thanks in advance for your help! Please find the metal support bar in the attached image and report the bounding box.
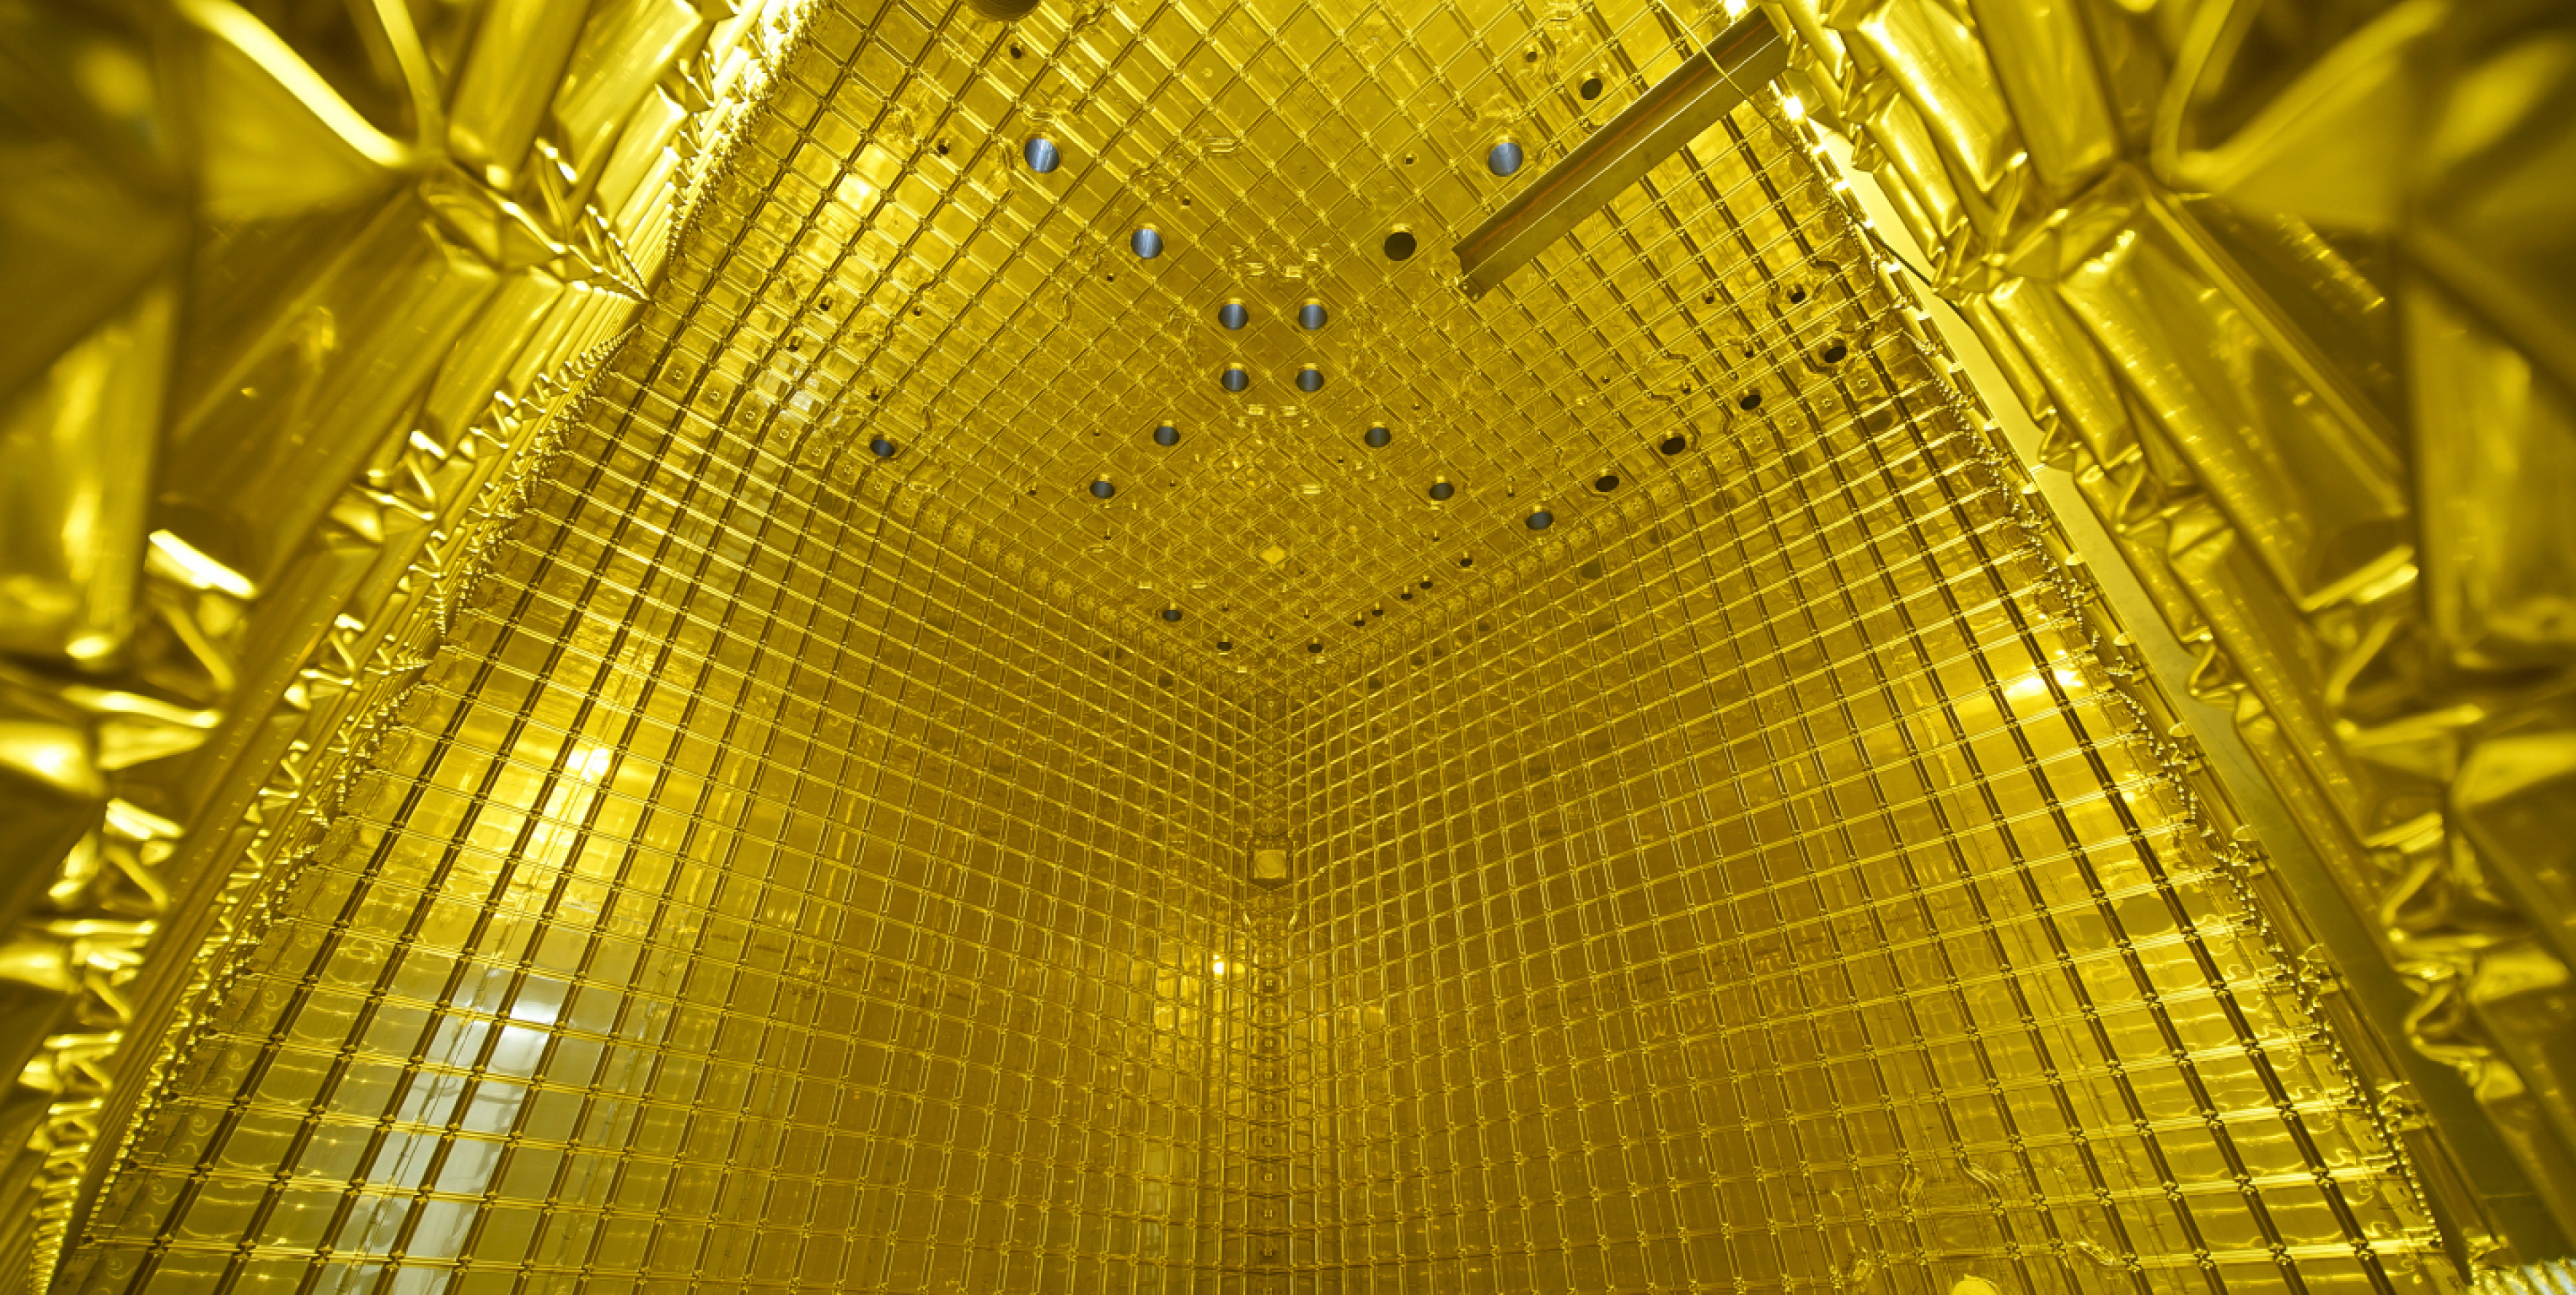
[1454,11,1788,298]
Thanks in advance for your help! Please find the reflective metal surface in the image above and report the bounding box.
[4,0,2572,1289]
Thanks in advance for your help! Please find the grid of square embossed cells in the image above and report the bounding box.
[58,0,2456,1290]
[64,207,1264,1292]
[1276,335,2447,1291]
[680,0,1847,683]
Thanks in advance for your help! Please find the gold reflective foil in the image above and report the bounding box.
[6,0,2574,1289]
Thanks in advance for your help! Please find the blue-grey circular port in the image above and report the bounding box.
[1153,424,1181,447]
[1219,301,1249,329]
[1296,367,1324,393]
[1488,140,1525,176]
[1161,608,1183,623]
[1428,481,1455,501]
[1298,302,1328,331]
[1526,509,1554,529]
[1364,426,1391,448]
[1024,138,1061,172]
[869,437,898,459]
[1132,227,1163,258]
[1222,366,1250,393]
[1089,479,1116,499]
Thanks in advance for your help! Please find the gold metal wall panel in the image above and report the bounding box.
[1280,296,2448,1292]
[0,0,818,1280]
[1773,0,2576,1246]
[17,0,2573,1288]
[65,220,1258,1288]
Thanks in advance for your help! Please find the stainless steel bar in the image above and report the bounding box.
[1454,11,1788,298]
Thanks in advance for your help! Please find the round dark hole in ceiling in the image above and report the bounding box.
[1222,366,1250,393]
[869,437,898,459]
[1022,138,1060,172]
[1153,424,1181,447]
[1219,301,1248,329]
[1526,510,1555,530]
[1089,479,1116,499]
[1488,140,1525,176]
[1580,75,1603,99]
[1364,426,1391,448]
[1296,366,1324,393]
[1738,391,1763,411]
[1819,339,1848,364]
[1384,230,1417,261]
[1161,608,1183,623]
[1592,473,1620,493]
[1428,480,1455,501]
[1658,434,1690,456]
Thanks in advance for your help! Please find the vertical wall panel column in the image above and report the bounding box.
[66,49,1254,1286]
[1286,344,2450,1293]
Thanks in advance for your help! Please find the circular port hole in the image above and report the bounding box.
[1591,473,1620,493]
[1428,481,1455,501]
[1385,230,1417,261]
[1658,435,1689,456]
[1738,391,1763,411]
[1579,75,1603,99]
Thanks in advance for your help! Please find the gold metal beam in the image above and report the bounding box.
[1453,10,1788,298]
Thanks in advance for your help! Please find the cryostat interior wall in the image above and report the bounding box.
[1276,301,2445,1290]
[65,196,1262,1292]
[34,0,2551,1289]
